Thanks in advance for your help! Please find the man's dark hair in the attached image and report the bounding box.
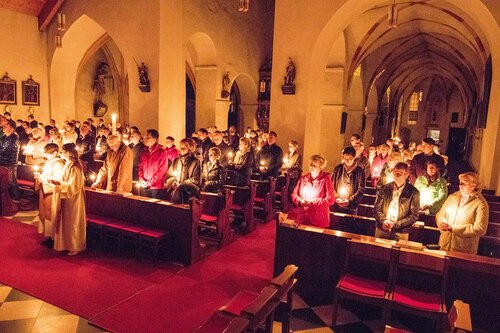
[146,129,159,140]
[166,136,175,141]
[351,133,361,141]
[44,143,60,154]
[30,120,38,129]
[198,128,208,135]
[269,131,277,137]
[4,112,11,116]
[342,146,356,157]
[82,121,90,127]
[422,137,435,145]
[394,162,409,172]
[6,120,16,129]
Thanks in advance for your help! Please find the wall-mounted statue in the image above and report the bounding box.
[281,57,296,95]
[93,62,109,117]
[221,71,230,98]
[135,59,150,92]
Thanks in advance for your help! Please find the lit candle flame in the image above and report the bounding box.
[302,187,314,201]
[283,157,289,164]
[260,161,266,166]
[123,139,130,146]
[228,151,234,159]
[339,185,349,199]
[135,182,141,189]
[387,205,398,221]
[24,146,34,155]
[89,174,96,181]
[32,165,40,173]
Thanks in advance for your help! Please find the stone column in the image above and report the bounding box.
[195,66,218,129]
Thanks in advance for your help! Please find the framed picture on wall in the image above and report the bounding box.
[0,73,17,105]
[22,75,39,106]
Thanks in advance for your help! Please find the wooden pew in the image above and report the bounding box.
[361,194,376,205]
[252,178,276,223]
[16,163,36,193]
[489,210,500,222]
[488,201,500,212]
[274,221,500,332]
[483,194,500,203]
[85,188,202,266]
[365,186,377,195]
[487,222,500,237]
[448,300,472,333]
[274,173,290,212]
[198,190,234,249]
[224,182,257,234]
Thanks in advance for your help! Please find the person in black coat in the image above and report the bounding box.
[374,162,420,241]
[166,138,201,203]
[0,120,21,200]
[226,137,254,186]
[256,131,283,180]
[201,147,226,193]
[129,130,145,181]
[76,121,96,178]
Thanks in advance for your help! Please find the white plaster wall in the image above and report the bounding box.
[0,8,48,123]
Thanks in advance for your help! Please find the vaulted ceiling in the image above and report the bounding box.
[344,0,489,112]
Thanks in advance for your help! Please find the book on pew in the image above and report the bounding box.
[397,239,424,251]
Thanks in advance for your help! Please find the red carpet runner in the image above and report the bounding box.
[0,217,275,332]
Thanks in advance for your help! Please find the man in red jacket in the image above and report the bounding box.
[138,129,167,199]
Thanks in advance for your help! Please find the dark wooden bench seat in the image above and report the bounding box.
[224,182,257,234]
[252,178,276,223]
[199,190,234,249]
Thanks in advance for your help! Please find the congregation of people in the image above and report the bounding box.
[0,111,489,257]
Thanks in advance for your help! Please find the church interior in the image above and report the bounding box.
[0,0,499,332]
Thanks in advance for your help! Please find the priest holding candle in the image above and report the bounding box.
[291,154,335,228]
[374,162,420,241]
[436,172,489,254]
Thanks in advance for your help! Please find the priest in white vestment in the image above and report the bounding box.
[51,143,87,255]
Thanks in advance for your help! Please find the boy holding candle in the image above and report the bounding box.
[36,143,65,247]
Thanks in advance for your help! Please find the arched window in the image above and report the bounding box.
[408,91,422,124]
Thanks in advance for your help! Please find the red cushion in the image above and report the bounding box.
[254,197,265,203]
[121,225,147,233]
[195,313,233,333]
[338,274,386,297]
[17,179,34,187]
[200,214,218,223]
[87,219,109,226]
[220,290,259,316]
[87,214,120,224]
[140,229,167,238]
[104,222,130,230]
[392,285,442,311]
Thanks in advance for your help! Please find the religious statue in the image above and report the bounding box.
[284,58,296,85]
[138,62,149,85]
[135,59,151,92]
[93,62,109,102]
[221,71,230,98]
[281,57,296,95]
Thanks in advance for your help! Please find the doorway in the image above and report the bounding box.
[447,127,466,160]
[228,83,241,133]
[186,75,195,137]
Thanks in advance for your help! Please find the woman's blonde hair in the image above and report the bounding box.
[459,172,481,191]
[208,147,221,159]
[310,154,327,169]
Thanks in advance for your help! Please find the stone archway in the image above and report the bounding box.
[304,0,500,191]
[232,72,258,132]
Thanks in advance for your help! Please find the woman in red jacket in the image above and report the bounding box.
[292,154,335,228]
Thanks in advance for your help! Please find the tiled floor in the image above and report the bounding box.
[3,210,429,333]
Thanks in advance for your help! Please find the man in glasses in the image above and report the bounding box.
[374,162,420,241]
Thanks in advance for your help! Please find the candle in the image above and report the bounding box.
[111,113,117,135]
[228,151,234,160]
[372,167,379,175]
[245,133,251,139]
[174,170,180,182]
[260,161,266,167]
[420,188,431,207]
[257,147,261,152]
[24,146,34,155]
[32,165,40,174]
[89,174,96,182]
[283,157,289,165]
[339,185,349,200]
[57,12,62,25]
[123,139,130,146]
[76,146,81,152]
[302,187,314,201]
[387,205,398,221]
[386,174,394,183]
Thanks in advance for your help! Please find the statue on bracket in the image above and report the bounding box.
[281,57,296,95]
[135,59,150,92]
[221,71,231,98]
[93,62,109,117]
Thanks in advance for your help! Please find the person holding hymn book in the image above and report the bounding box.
[436,172,488,254]
[50,143,86,256]
[92,135,133,193]
[165,138,201,203]
[413,160,448,215]
[36,143,65,248]
[374,162,420,241]
[201,147,226,193]
[291,154,335,228]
